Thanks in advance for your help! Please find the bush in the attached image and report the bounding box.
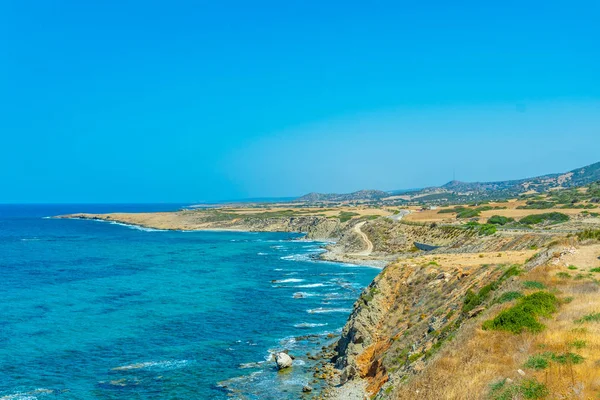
[517,200,556,209]
[337,211,360,222]
[488,215,515,225]
[547,351,584,365]
[490,378,549,400]
[576,312,600,323]
[463,266,521,313]
[519,212,570,225]
[463,221,497,236]
[519,379,550,399]
[569,340,586,349]
[523,281,546,289]
[577,229,600,240]
[457,209,481,219]
[524,354,549,370]
[482,292,558,334]
[590,268,600,273]
[556,272,571,279]
[497,291,523,303]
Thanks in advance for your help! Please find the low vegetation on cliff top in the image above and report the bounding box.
[390,243,600,400]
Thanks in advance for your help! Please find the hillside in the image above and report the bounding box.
[295,189,389,203]
[295,161,600,204]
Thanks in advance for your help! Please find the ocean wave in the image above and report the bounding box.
[292,292,321,298]
[307,308,352,314]
[239,361,265,369]
[0,389,53,400]
[112,359,191,371]
[20,238,41,242]
[108,222,167,232]
[294,322,328,328]
[271,278,304,283]
[257,252,269,256]
[293,283,326,288]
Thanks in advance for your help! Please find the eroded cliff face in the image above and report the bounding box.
[58,213,344,239]
[331,246,561,398]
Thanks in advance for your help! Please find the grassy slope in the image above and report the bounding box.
[391,243,600,399]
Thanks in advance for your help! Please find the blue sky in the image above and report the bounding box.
[1,0,599,203]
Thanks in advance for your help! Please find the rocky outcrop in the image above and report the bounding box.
[330,244,564,398]
[275,352,293,370]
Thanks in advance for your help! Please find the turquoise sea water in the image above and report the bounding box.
[0,205,378,399]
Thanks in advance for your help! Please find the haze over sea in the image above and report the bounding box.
[0,204,377,399]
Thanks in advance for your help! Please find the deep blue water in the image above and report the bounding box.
[0,205,378,399]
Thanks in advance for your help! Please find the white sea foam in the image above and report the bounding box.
[293,283,326,288]
[272,278,304,283]
[112,359,190,371]
[239,361,265,369]
[109,222,167,232]
[307,308,352,314]
[0,389,53,400]
[294,322,328,328]
[257,252,269,256]
[292,292,321,298]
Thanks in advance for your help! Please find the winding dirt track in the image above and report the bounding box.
[351,221,373,256]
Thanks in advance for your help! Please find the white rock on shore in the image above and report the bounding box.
[275,352,293,369]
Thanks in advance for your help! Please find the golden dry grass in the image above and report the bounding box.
[403,199,585,224]
[393,244,600,400]
[402,250,537,269]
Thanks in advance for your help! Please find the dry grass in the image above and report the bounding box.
[403,199,584,224]
[400,250,536,269]
[393,244,600,400]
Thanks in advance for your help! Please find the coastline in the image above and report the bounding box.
[55,212,389,268]
[55,211,383,398]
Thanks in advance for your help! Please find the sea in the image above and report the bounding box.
[0,204,379,399]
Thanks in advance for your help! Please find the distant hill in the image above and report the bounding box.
[295,190,388,202]
[294,161,600,203]
[438,161,600,195]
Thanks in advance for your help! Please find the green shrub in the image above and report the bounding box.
[482,292,558,334]
[577,229,600,240]
[524,354,549,370]
[488,215,515,225]
[517,200,556,209]
[519,212,569,225]
[463,266,521,313]
[463,221,497,236]
[523,281,546,290]
[569,340,586,349]
[338,211,360,222]
[497,291,523,303]
[457,209,481,219]
[576,312,600,323]
[590,267,600,273]
[519,379,549,399]
[546,351,584,365]
[556,272,571,279]
[489,378,549,400]
[567,265,578,270]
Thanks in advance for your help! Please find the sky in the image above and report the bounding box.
[1,0,599,203]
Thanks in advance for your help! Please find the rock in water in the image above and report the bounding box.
[275,352,293,369]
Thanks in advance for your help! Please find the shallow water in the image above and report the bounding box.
[0,205,378,399]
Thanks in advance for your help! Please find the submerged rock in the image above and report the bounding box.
[275,352,293,369]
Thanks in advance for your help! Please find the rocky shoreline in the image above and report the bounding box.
[56,209,576,399]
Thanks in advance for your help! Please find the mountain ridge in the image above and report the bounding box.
[295,161,600,203]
